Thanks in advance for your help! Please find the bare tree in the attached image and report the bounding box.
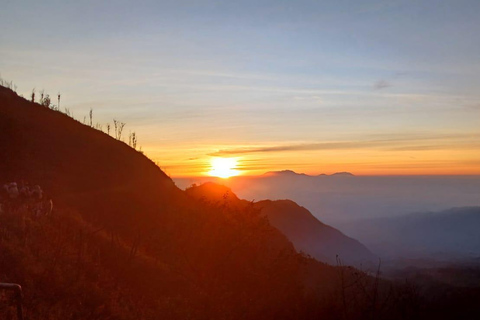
[113,119,126,140]
[118,122,126,140]
[132,132,137,149]
[113,120,118,139]
[41,94,51,108]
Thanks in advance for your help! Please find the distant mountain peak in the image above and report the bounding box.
[330,172,355,177]
[263,170,354,177]
[263,170,309,177]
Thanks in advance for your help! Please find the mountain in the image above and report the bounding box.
[0,85,180,233]
[255,199,375,266]
[0,86,311,319]
[329,172,355,177]
[263,170,355,178]
[2,85,394,320]
[185,182,375,266]
[263,170,310,177]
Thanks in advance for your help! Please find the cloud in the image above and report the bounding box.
[357,1,404,14]
[386,145,453,151]
[209,133,480,156]
[373,79,392,90]
[293,95,323,102]
[466,104,480,110]
[209,142,364,156]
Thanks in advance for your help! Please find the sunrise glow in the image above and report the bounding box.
[208,158,240,178]
[2,0,480,178]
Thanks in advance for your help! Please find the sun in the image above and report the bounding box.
[208,158,240,178]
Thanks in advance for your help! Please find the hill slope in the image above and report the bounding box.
[0,86,181,232]
[186,182,375,266]
[0,86,354,319]
[256,199,375,266]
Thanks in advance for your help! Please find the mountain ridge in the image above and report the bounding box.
[263,170,355,177]
[185,182,375,266]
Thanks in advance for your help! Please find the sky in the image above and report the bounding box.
[1,0,480,176]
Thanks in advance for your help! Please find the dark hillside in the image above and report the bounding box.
[0,86,183,234]
[256,199,375,266]
[186,183,376,266]
[0,86,334,319]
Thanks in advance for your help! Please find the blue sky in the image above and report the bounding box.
[1,0,479,176]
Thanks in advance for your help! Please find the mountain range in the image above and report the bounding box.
[263,170,355,177]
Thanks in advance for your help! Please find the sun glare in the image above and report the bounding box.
[208,158,240,178]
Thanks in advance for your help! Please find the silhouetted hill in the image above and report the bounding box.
[185,181,242,204]
[0,86,299,318]
[255,199,375,266]
[186,182,375,266]
[0,86,360,319]
[0,86,181,234]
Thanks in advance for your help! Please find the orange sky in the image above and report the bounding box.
[146,139,480,177]
[2,1,480,177]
